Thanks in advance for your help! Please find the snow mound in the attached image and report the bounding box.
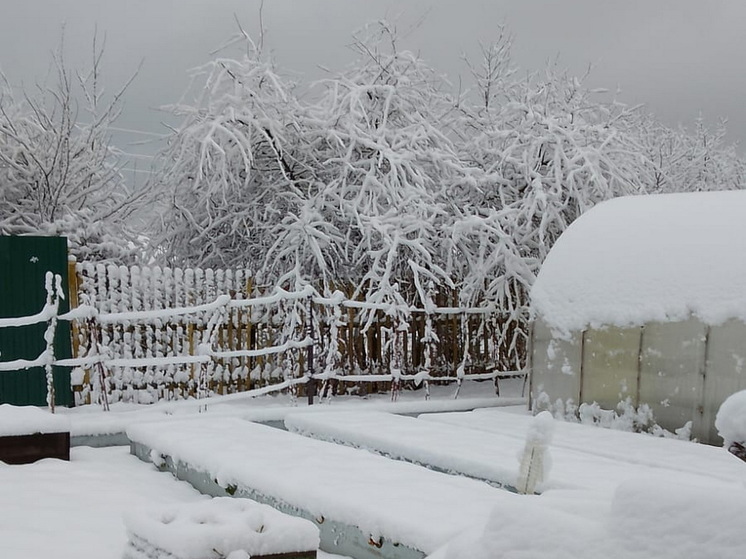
[0,404,70,436]
[531,191,746,334]
[430,477,746,559]
[123,497,319,559]
[715,390,746,447]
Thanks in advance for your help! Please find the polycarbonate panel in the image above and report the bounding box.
[702,319,746,445]
[530,318,582,411]
[639,319,707,436]
[581,326,642,410]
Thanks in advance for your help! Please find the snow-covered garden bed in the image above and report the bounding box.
[0,404,70,464]
[123,497,319,559]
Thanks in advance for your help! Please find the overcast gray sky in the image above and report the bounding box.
[2,0,745,176]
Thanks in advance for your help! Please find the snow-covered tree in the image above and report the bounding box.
[294,24,467,306]
[0,41,144,263]
[635,114,746,194]
[151,21,746,372]
[152,26,315,271]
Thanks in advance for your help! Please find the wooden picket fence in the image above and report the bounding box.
[68,261,527,405]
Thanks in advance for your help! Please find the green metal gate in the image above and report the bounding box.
[0,236,73,407]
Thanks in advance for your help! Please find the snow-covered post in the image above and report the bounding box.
[87,315,111,412]
[389,310,410,403]
[196,294,231,411]
[42,272,64,413]
[419,282,438,400]
[454,313,470,399]
[321,291,344,401]
[516,411,555,494]
[305,295,316,405]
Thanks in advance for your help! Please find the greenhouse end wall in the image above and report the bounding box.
[530,317,746,446]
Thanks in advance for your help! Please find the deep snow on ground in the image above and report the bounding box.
[1,379,745,559]
[0,447,348,559]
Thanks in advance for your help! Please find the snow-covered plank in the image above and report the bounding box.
[127,417,515,559]
[420,408,746,488]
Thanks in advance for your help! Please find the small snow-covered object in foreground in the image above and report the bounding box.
[0,404,71,464]
[715,390,746,462]
[122,497,319,559]
[516,410,555,494]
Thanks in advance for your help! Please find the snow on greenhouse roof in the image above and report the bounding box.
[530,190,746,334]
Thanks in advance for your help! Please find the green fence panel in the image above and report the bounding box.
[0,236,73,407]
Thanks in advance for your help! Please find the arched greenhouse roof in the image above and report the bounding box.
[530,190,746,335]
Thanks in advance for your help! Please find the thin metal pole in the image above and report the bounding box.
[306,296,316,405]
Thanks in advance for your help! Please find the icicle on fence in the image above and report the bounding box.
[68,262,529,405]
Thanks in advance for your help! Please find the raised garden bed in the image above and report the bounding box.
[123,497,319,559]
[0,404,70,464]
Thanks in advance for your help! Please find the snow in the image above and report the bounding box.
[431,477,746,559]
[126,416,516,554]
[57,381,524,437]
[285,410,525,489]
[0,404,70,436]
[0,447,344,559]
[123,497,319,559]
[420,407,746,486]
[515,411,555,494]
[286,407,745,494]
[1,381,745,559]
[0,447,204,559]
[524,409,555,446]
[716,389,746,447]
[530,190,746,334]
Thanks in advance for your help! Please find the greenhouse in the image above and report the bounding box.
[529,190,746,444]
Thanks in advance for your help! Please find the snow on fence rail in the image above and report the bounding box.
[0,263,526,407]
